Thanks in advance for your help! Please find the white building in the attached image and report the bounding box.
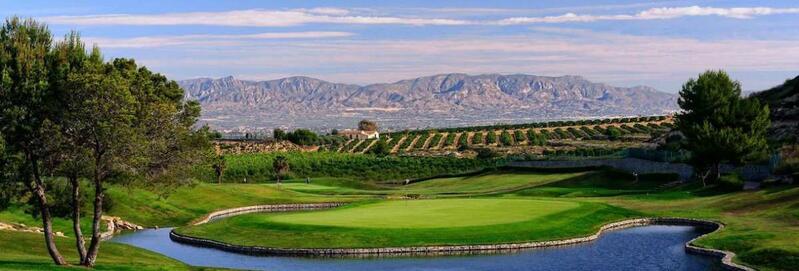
[338,129,379,140]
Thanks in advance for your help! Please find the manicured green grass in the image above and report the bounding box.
[267,199,579,228]
[0,231,203,270]
[176,199,638,248]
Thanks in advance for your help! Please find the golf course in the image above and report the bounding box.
[3,167,799,270]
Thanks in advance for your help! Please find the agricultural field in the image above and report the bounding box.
[329,116,673,155]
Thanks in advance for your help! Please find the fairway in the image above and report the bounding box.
[267,199,579,228]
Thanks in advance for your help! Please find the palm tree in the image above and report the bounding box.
[212,155,226,184]
[273,156,290,184]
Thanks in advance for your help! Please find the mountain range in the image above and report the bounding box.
[178,73,678,132]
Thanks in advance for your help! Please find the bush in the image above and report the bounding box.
[286,129,319,146]
[499,130,513,146]
[486,131,497,144]
[472,132,484,144]
[368,140,390,156]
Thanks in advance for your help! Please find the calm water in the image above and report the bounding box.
[111,225,720,271]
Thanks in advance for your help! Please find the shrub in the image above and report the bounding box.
[486,131,497,144]
[500,130,513,146]
[472,132,484,144]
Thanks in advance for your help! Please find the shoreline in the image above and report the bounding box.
[169,203,754,270]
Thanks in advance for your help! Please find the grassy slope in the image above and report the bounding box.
[105,182,363,226]
[0,180,357,270]
[0,231,202,271]
[609,187,799,271]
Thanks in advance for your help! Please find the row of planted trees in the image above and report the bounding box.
[363,122,668,153]
[0,18,211,267]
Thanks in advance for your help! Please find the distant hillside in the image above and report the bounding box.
[179,74,678,131]
[752,75,799,142]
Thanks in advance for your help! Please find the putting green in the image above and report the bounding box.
[266,198,579,228]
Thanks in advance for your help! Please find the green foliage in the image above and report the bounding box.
[273,128,286,140]
[605,126,623,140]
[285,129,319,146]
[457,133,469,148]
[352,139,375,153]
[514,130,526,143]
[272,155,289,182]
[472,132,484,144]
[443,133,457,146]
[677,70,771,181]
[486,130,497,144]
[499,130,513,146]
[413,133,431,149]
[220,152,498,182]
[367,140,390,156]
[428,133,443,148]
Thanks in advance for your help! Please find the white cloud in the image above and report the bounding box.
[43,6,799,27]
[44,9,471,27]
[86,31,354,48]
[497,6,799,24]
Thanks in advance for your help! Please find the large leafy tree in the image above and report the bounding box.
[676,70,770,184]
[64,56,210,266]
[0,17,68,265]
[1,17,211,267]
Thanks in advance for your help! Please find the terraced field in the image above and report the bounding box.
[334,116,673,154]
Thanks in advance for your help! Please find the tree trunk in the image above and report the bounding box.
[69,176,87,262]
[27,164,68,266]
[82,178,104,267]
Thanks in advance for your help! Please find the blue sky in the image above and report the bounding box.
[2,0,798,92]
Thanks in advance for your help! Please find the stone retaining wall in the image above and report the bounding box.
[192,202,346,225]
[171,204,754,270]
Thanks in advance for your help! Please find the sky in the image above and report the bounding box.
[1,0,798,92]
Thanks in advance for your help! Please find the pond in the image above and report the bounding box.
[111,225,721,271]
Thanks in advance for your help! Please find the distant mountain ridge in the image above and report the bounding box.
[178,73,678,131]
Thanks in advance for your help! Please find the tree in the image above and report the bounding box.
[486,131,497,144]
[212,155,226,184]
[606,126,623,140]
[358,119,378,131]
[0,17,68,265]
[1,18,211,267]
[500,130,513,146]
[273,156,290,183]
[273,128,286,140]
[368,140,390,156]
[286,129,319,146]
[676,70,770,183]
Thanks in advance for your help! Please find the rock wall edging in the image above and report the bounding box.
[171,203,754,270]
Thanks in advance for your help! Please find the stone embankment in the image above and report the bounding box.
[170,204,754,271]
[191,203,347,225]
[0,222,65,237]
[100,215,144,240]
[2,215,142,240]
